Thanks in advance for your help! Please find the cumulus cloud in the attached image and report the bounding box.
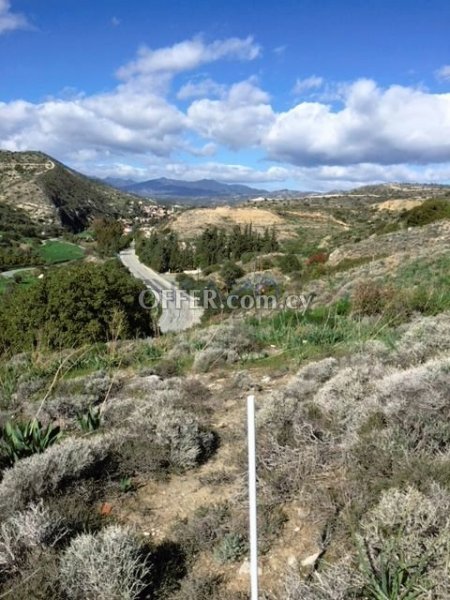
[187,79,274,148]
[0,0,29,34]
[265,79,450,166]
[293,75,324,95]
[116,36,260,80]
[177,78,225,100]
[436,65,450,82]
[0,36,260,160]
[3,33,450,190]
[0,90,186,157]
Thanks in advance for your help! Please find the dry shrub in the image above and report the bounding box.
[283,561,362,600]
[351,280,400,317]
[173,503,232,560]
[0,501,67,577]
[102,379,218,474]
[306,251,329,266]
[0,435,113,514]
[357,485,450,599]
[193,347,240,372]
[59,525,150,600]
[192,322,259,372]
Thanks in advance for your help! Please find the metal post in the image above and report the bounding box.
[247,394,259,599]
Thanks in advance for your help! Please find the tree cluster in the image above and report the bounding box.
[0,247,42,272]
[0,261,154,354]
[136,225,279,273]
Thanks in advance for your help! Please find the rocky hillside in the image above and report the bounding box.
[0,151,145,232]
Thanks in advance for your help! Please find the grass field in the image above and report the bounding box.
[0,269,39,294]
[39,240,85,264]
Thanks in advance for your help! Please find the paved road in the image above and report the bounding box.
[119,247,204,333]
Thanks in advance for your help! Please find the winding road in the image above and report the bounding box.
[119,247,204,333]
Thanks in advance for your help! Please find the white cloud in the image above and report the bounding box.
[111,16,121,27]
[0,0,29,34]
[0,89,187,158]
[265,79,450,166]
[3,34,450,190]
[177,78,225,100]
[284,162,450,191]
[162,162,289,183]
[436,65,450,82]
[0,36,261,161]
[187,79,274,148]
[71,158,290,186]
[274,45,286,56]
[293,75,324,95]
[116,36,260,80]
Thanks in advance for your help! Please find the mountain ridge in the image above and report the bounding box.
[0,150,146,232]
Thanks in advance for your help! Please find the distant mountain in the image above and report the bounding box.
[0,151,145,232]
[109,177,270,203]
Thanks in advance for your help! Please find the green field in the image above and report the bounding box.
[39,240,85,264]
[0,270,39,294]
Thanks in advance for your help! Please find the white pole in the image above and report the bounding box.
[247,394,259,599]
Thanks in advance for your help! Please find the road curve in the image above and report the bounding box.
[119,247,204,333]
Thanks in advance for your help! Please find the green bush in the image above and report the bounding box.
[277,253,302,274]
[0,260,154,354]
[76,406,101,433]
[1,419,61,464]
[220,261,244,291]
[213,533,247,564]
[403,198,450,227]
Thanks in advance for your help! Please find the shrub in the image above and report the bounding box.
[260,256,274,270]
[0,502,67,576]
[403,198,450,227]
[172,574,225,600]
[213,533,247,564]
[202,264,220,276]
[193,347,228,372]
[357,486,450,599]
[173,503,231,560]
[59,525,150,600]
[277,253,301,274]
[1,419,62,463]
[220,261,244,291]
[76,406,102,433]
[0,435,113,513]
[106,389,218,474]
[306,251,329,266]
[283,562,363,600]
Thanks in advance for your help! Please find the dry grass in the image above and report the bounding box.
[167,206,292,239]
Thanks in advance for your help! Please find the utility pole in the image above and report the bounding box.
[247,394,259,599]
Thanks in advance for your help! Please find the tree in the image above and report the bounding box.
[220,261,244,292]
[92,218,127,256]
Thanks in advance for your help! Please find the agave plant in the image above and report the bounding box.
[76,405,101,433]
[1,418,62,463]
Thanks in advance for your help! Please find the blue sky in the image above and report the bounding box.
[1,0,450,190]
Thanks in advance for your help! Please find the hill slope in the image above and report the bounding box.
[0,151,144,232]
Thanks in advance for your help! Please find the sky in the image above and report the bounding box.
[1,0,450,191]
